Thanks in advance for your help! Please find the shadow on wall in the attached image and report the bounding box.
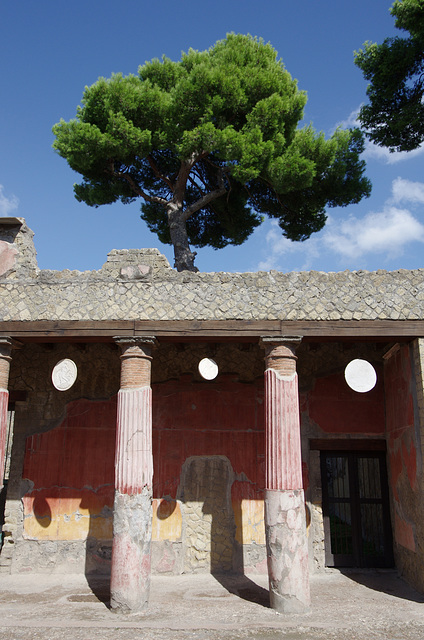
[18,412,421,609]
[19,397,116,603]
[19,398,270,608]
[27,489,112,605]
[24,451,270,608]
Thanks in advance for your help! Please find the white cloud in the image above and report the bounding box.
[363,140,424,165]
[257,176,424,271]
[257,224,296,269]
[257,220,320,271]
[334,108,361,131]
[324,207,424,260]
[391,177,424,205]
[0,185,19,216]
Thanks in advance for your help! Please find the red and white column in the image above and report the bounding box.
[110,336,157,613]
[0,338,13,492]
[260,337,310,613]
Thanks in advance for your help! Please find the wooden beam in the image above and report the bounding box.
[310,438,387,451]
[0,319,423,341]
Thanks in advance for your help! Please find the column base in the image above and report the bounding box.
[110,488,152,613]
[265,488,310,614]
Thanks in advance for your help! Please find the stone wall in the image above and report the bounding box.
[0,218,38,280]
[0,221,424,322]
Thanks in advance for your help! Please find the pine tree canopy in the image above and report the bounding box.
[355,0,424,152]
[53,33,371,271]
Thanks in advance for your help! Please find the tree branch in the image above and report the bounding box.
[147,155,174,190]
[182,185,226,220]
[182,166,227,220]
[188,170,208,195]
[114,168,168,206]
[173,152,204,206]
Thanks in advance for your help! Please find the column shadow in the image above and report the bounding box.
[80,493,112,607]
[30,491,112,606]
[213,495,269,608]
[212,573,270,607]
[339,569,424,603]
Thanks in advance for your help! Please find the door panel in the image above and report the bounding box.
[321,451,393,568]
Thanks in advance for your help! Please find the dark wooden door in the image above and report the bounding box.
[321,452,393,568]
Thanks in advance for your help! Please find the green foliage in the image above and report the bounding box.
[53,33,371,270]
[355,0,424,152]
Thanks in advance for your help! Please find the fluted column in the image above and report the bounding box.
[0,338,13,492]
[110,336,157,614]
[260,337,310,613]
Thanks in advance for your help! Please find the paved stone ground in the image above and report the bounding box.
[0,569,423,639]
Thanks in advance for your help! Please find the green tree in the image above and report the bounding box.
[53,34,371,272]
[355,0,424,152]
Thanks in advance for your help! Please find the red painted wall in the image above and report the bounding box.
[22,398,116,540]
[22,368,387,547]
[153,375,265,499]
[384,345,417,552]
[307,369,385,435]
[22,376,265,539]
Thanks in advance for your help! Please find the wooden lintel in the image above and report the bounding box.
[0,319,423,342]
[310,438,387,452]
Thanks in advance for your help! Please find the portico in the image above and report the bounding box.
[1,220,424,613]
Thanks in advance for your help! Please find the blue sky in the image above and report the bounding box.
[1,0,423,274]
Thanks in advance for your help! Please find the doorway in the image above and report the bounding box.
[321,451,393,568]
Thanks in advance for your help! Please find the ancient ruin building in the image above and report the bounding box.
[1,218,423,613]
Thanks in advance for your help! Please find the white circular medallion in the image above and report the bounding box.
[52,359,78,391]
[198,357,219,380]
[344,359,377,393]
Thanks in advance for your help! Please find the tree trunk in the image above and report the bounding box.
[167,206,198,272]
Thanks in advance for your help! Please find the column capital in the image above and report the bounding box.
[114,336,157,350]
[0,337,21,359]
[0,337,20,390]
[259,335,302,349]
[114,336,157,390]
[260,336,302,376]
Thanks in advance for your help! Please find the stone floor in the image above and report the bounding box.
[0,569,423,639]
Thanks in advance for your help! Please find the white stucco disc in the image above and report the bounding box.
[198,357,219,380]
[52,358,78,391]
[344,359,377,393]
